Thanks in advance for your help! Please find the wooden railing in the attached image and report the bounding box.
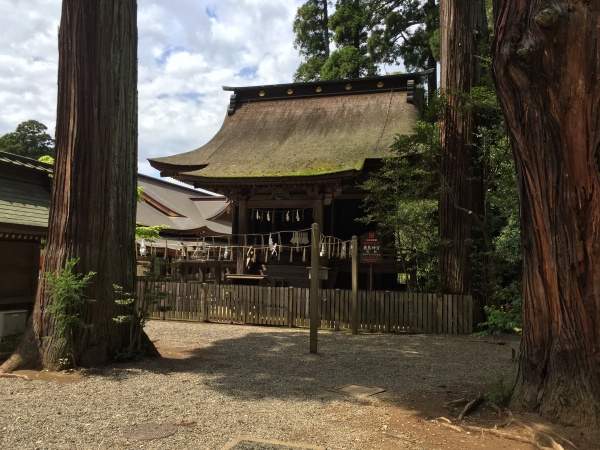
[136,282,473,334]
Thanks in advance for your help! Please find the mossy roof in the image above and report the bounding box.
[149,74,423,184]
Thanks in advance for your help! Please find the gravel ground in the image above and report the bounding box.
[0,321,518,450]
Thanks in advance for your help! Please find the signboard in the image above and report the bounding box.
[360,232,382,263]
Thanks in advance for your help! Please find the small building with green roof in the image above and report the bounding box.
[0,151,52,311]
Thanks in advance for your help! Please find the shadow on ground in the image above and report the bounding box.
[118,321,518,407]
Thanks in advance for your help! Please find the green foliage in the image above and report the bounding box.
[320,45,376,80]
[293,0,378,81]
[38,155,54,179]
[113,257,169,360]
[135,187,169,240]
[293,0,330,58]
[367,0,439,72]
[0,120,54,159]
[292,0,440,82]
[474,294,522,337]
[359,121,440,291]
[38,155,54,165]
[113,284,144,356]
[428,28,440,61]
[135,223,168,241]
[293,0,331,81]
[44,258,96,368]
[329,0,370,49]
[464,84,522,319]
[485,375,513,407]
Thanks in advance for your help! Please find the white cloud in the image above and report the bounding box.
[0,0,304,177]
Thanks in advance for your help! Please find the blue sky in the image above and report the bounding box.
[0,0,305,180]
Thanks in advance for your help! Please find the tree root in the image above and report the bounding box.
[494,411,578,450]
[445,397,469,408]
[433,411,580,450]
[141,331,161,358]
[458,396,484,420]
[488,402,503,416]
[0,319,42,373]
[434,416,463,433]
[0,373,31,381]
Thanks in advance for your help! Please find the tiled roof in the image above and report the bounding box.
[0,176,50,231]
[137,174,231,235]
[0,153,231,236]
[0,151,53,174]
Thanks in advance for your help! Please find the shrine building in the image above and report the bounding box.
[149,72,428,289]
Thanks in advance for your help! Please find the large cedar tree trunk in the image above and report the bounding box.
[438,0,488,294]
[1,0,138,372]
[492,0,600,428]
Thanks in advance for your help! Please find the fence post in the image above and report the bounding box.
[334,289,340,331]
[385,291,391,333]
[351,235,358,334]
[201,283,209,322]
[288,286,294,328]
[310,223,319,353]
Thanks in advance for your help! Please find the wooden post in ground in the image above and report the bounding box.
[351,235,358,334]
[310,223,319,353]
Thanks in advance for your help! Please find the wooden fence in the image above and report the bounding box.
[136,282,473,334]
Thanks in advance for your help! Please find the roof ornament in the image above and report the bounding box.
[407,80,415,104]
[227,93,237,116]
[271,189,296,200]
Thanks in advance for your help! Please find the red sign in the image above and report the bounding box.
[360,232,382,263]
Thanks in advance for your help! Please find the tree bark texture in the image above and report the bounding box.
[438,0,488,294]
[1,0,138,371]
[492,0,600,428]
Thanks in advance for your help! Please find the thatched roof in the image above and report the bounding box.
[149,73,426,185]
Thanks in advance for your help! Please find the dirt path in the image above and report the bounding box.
[153,338,596,450]
[2,322,599,450]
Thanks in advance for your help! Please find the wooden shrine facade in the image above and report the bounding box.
[150,72,429,290]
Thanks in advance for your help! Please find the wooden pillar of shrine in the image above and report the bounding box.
[312,197,324,231]
[236,198,248,274]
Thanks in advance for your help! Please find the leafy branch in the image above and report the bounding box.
[44,258,96,368]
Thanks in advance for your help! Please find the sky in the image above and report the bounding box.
[0,0,306,180]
